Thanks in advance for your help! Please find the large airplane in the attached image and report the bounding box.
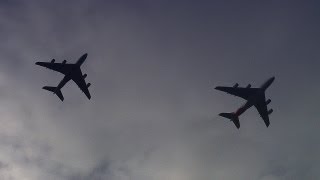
[215,77,275,129]
[36,53,91,101]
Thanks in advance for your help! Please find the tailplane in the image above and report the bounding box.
[43,86,64,101]
[219,112,240,129]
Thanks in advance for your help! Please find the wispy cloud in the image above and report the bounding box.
[0,0,319,179]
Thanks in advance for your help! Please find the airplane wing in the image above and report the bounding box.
[35,61,73,75]
[71,69,91,99]
[254,94,270,127]
[215,86,260,100]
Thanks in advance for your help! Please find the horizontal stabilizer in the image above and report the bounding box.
[219,112,240,129]
[43,86,64,101]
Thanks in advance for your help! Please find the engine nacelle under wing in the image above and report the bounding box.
[87,83,91,88]
[266,99,271,105]
[246,84,251,88]
[51,59,55,63]
[268,109,273,115]
[233,83,239,88]
[62,60,67,64]
[83,74,87,78]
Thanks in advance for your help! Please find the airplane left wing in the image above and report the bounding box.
[71,69,91,99]
[215,86,259,100]
[35,61,73,75]
[254,94,270,127]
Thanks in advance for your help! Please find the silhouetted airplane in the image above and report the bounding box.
[215,77,275,129]
[36,53,91,101]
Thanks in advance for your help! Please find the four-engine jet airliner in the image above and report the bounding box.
[36,53,91,101]
[215,77,275,129]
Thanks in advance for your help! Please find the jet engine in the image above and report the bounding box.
[268,109,273,115]
[83,74,87,78]
[62,60,67,64]
[266,99,271,105]
[233,83,239,88]
[87,83,91,88]
[246,84,251,88]
[51,59,55,63]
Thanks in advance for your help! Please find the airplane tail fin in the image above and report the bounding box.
[219,112,240,129]
[43,86,64,101]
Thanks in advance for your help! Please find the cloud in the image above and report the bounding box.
[0,0,319,180]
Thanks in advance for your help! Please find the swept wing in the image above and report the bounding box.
[71,69,91,99]
[35,61,73,75]
[215,86,259,100]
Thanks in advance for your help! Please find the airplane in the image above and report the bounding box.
[215,77,275,129]
[36,53,91,101]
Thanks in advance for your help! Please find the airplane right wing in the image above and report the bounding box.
[254,94,270,127]
[35,61,73,75]
[215,86,260,100]
[71,69,91,99]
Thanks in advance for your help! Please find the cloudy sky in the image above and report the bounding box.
[0,0,319,179]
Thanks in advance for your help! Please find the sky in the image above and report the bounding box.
[0,0,320,179]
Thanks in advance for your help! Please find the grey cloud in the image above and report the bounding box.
[0,0,319,180]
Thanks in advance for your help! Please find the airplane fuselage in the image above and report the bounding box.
[56,74,72,92]
[235,77,275,116]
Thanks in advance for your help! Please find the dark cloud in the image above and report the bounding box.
[0,0,319,179]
